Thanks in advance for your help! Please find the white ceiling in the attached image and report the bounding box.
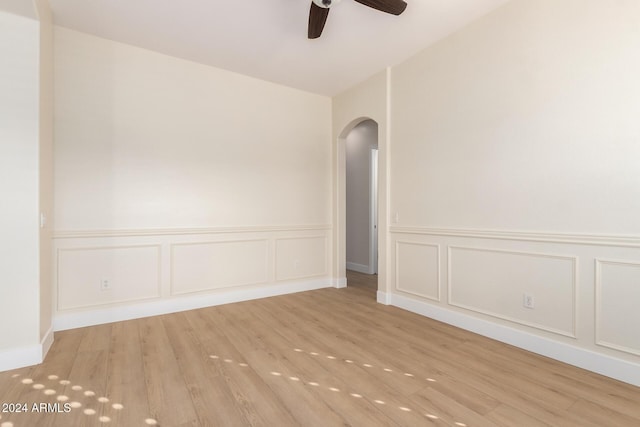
[44,0,509,96]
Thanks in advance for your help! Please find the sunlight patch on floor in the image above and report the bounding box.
[8,372,154,426]
[290,348,439,386]
[206,350,450,421]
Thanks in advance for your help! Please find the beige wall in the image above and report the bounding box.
[391,0,640,234]
[54,28,331,230]
[52,28,333,329]
[385,0,640,385]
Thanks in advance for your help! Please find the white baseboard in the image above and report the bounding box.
[389,293,640,388]
[377,291,391,305]
[41,326,54,360]
[0,327,55,372]
[54,278,332,332]
[0,345,38,373]
[0,345,42,372]
[346,262,371,274]
[334,277,347,288]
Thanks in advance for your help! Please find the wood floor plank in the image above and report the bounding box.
[139,315,199,426]
[184,307,301,426]
[395,343,595,427]
[408,386,500,427]
[254,296,429,397]
[567,397,640,426]
[103,320,152,426]
[485,403,551,427]
[209,304,363,426]
[233,303,426,426]
[162,311,260,426]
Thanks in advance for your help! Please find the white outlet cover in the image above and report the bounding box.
[523,293,535,309]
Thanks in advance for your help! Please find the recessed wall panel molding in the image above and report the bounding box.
[395,241,440,301]
[170,239,269,296]
[276,236,327,281]
[57,245,161,311]
[596,259,640,356]
[389,225,640,248]
[448,246,577,337]
[53,224,331,239]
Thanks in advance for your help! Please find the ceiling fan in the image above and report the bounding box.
[308,0,408,39]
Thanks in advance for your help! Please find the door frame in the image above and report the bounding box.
[335,116,386,297]
[369,147,379,275]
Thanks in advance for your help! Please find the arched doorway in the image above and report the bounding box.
[345,120,378,275]
[335,117,382,299]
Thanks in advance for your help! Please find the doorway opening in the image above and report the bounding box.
[344,120,379,290]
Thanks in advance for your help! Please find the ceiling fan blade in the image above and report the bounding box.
[308,2,330,39]
[353,0,407,15]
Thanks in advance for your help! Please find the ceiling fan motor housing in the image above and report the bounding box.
[312,0,341,8]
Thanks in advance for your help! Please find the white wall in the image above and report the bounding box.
[385,0,640,386]
[0,8,48,369]
[345,120,377,272]
[36,0,54,352]
[0,0,38,19]
[52,28,333,329]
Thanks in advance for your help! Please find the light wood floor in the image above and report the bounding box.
[1,271,639,426]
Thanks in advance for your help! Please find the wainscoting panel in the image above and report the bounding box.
[449,246,576,337]
[596,259,640,356]
[53,225,332,328]
[395,241,440,301]
[171,239,269,295]
[388,227,640,386]
[57,245,161,310]
[276,236,327,281]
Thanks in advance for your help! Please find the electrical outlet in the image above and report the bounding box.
[294,260,299,270]
[100,278,111,291]
[523,293,535,309]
